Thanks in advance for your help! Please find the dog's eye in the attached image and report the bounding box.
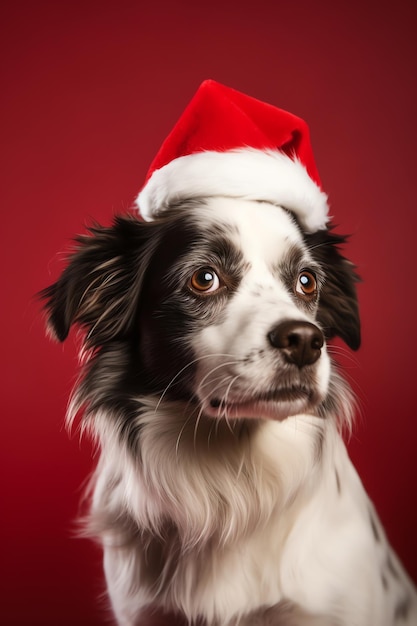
[296,270,317,298]
[190,268,221,294]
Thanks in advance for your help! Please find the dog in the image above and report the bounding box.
[42,194,417,625]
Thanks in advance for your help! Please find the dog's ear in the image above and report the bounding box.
[304,227,361,350]
[41,215,154,346]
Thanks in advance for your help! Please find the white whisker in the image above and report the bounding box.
[221,374,242,434]
[193,405,205,450]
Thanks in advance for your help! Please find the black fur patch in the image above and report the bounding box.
[137,210,245,396]
[40,215,160,345]
[303,226,361,350]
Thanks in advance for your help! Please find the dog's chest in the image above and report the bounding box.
[135,416,327,620]
[134,416,410,625]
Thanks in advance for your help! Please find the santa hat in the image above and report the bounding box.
[136,80,329,232]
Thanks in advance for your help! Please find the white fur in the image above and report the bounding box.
[136,149,329,233]
[77,199,416,625]
[92,407,417,626]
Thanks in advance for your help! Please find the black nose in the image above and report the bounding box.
[268,320,324,368]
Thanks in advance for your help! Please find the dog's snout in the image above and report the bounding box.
[268,321,324,368]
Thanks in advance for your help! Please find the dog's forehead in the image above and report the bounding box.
[193,197,304,263]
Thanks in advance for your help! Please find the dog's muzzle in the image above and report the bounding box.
[197,319,327,421]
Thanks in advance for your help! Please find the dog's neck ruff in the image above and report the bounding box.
[136,148,329,233]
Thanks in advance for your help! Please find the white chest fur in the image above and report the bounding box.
[91,406,416,625]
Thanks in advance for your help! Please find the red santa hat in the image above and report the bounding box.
[136,80,329,232]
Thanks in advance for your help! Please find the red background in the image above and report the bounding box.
[2,1,416,624]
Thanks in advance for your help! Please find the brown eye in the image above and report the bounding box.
[190,268,221,294]
[296,270,317,298]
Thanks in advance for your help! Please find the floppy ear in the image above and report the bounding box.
[41,215,154,347]
[304,227,361,350]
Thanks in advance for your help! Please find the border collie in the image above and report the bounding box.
[42,196,417,625]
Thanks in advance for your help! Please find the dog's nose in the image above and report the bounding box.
[268,321,324,368]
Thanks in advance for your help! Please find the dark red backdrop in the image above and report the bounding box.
[2,1,416,624]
